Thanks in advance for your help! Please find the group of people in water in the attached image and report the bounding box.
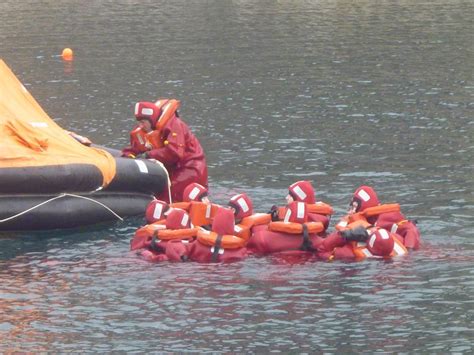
[130,181,421,263]
[122,98,421,263]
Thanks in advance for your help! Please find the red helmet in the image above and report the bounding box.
[283,201,308,224]
[351,185,380,212]
[134,101,161,128]
[165,208,192,230]
[228,193,253,220]
[367,228,394,256]
[211,208,235,235]
[288,181,316,204]
[145,200,169,224]
[183,183,208,202]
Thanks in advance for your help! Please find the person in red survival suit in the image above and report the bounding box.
[182,182,210,203]
[136,208,196,262]
[319,185,421,257]
[317,225,407,261]
[122,99,208,203]
[227,192,272,241]
[268,180,334,233]
[165,207,248,263]
[336,185,421,250]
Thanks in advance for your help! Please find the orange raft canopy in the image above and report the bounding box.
[0,60,169,231]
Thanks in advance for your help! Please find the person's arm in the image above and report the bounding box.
[121,145,140,158]
[146,119,187,164]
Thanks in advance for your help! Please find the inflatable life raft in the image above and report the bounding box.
[0,59,169,231]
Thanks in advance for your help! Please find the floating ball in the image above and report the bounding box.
[61,48,74,61]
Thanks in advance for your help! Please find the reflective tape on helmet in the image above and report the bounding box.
[141,107,154,116]
[181,213,189,227]
[379,229,390,239]
[153,203,164,219]
[391,223,399,234]
[237,197,250,213]
[357,189,371,202]
[189,187,200,200]
[369,234,376,248]
[293,186,307,201]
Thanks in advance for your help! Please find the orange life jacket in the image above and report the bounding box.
[276,201,333,220]
[234,213,272,241]
[155,227,198,241]
[197,228,247,249]
[336,217,372,231]
[170,201,191,210]
[307,202,334,215]
[335,204,400,231]
[268,221,325,234]
[351,237,408,260]
[129,99,180,152]
[189,202,220,227]
[169,201,220,227]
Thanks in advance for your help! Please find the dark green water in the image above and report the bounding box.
[1,0,473,352]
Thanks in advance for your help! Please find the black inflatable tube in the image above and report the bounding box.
[104,157,169,195]
[0,164,104,194]
[0,157,168,196]
[0,192,153,231]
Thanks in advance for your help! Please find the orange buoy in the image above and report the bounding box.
[61,48,74,61]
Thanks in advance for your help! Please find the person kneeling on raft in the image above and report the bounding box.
[122,99,208,203]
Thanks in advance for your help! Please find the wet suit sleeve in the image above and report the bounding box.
[146,118,186,165]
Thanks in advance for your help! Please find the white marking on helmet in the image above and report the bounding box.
[369,234,377,248]
[141,107,154,116]
[134,103,140,115]
[358,189,371,202]
[237,197,249,213]
[153,203,164,219]
[379,229,390,239]
[181,213,189,227]
[283,209,292,223]
[293,186,307,201]
[390,223,398,234]
[189,187,200,200]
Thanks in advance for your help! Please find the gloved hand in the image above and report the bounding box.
[340,226,369,242]
[268,205,279,221]
[135,152,148,159]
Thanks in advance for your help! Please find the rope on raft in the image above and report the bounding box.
[0,192,124,223]
[0,159,172,224]
[147,158,172,204]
